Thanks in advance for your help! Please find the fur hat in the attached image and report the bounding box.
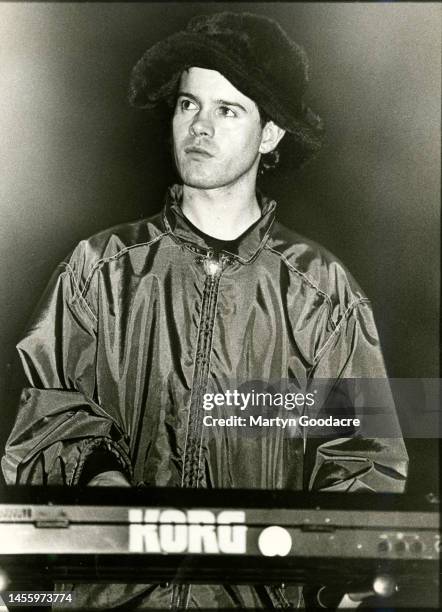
[129,12,324,166]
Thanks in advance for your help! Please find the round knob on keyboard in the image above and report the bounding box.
[394,539,407,554]
[410,539,424,554]
[373,575,397,598]
[377,539,391,554]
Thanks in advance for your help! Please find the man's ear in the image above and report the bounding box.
[259,121,286,154]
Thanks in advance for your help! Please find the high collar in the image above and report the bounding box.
[162,184,277,264]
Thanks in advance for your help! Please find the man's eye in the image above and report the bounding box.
[218,106,236,118]
[179,99,198,111]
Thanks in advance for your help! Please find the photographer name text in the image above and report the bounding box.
[202,390,360,429]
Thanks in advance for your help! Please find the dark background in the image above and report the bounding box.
[0,3,440,492]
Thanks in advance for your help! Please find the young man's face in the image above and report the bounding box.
[172,67,265,190]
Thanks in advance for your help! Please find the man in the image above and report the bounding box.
[2,12,408,609]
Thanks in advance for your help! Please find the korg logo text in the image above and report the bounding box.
[129,509,247,554]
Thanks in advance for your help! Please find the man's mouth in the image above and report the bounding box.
[184,145,214,158]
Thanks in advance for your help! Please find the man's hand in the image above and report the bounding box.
[87,470,131,487]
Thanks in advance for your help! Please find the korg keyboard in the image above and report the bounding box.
[0,486,438,591]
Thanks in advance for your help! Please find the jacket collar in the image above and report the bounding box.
[162,184,277,264]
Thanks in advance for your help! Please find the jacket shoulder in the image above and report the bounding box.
[267,220,368,320]
[63,212,167,286]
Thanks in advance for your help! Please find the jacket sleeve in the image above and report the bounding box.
[306,298,408,493]
[1,247,132,485]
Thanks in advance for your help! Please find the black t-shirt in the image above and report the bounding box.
[184,216,258,253]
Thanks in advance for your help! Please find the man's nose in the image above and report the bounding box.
[190,111,214,138]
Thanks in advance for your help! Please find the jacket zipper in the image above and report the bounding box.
[182,252,224,488]
[171,251,226,610]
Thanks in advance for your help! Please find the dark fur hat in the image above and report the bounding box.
[129,12,324,166]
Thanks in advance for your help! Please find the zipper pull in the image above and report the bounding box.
[203,252,223,277]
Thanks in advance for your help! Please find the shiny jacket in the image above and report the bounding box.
[2,185,408,608]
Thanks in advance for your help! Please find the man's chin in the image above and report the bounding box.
[179,171,226,190]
